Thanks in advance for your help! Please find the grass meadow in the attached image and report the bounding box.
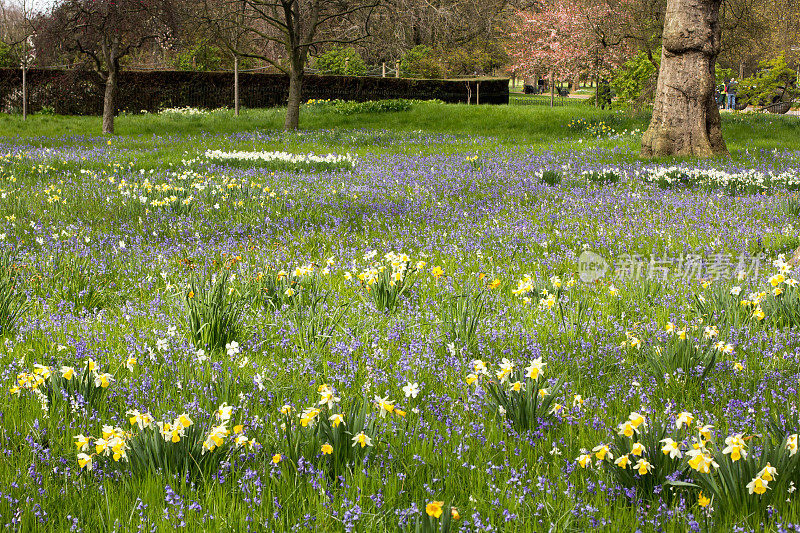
[3,101,800,531]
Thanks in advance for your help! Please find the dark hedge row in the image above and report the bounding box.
[0,69,509,115]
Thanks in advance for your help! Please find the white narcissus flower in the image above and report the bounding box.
[225,341,240,356]
[402,382,420,398]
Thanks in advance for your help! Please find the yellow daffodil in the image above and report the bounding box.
[614,454,630,468]
[321,443,333,455]
[676,411,694,429]
[631,442,645,457]
[374,395,395,418]
[617,421,637,438]
[216,403,233,421]
[473,359,488,375]
[525,357,545,380]
[770,273,786,287]
[496,358,514,383]
[299,407,321,427]
[747,475,768,495]
[722,434,747,461]
[628,412,645,428]
[634,458,652,475]
[93,372,113,388]
[660,438,682,459]
[74,434,90,452]
[787,434,798,456]
[426,501,444,518]
[686,449,718,474]
[61,366,75,380]
[592,444,612,461]
[318,385,340,409]
[698,492,711,507]
[77,453,93,470]
[351,432,372,448]
[759,463,778,482]
[576,453,592,468]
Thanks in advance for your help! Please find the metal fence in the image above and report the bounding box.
[508,94,580,107]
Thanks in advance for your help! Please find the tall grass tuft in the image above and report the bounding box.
[183,270,245,352]
[441,288,487,349]
[0,248,29,336]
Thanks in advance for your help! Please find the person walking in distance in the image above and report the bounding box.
[727,78,737,111]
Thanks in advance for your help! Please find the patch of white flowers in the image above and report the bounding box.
[204,150,355,168]
[640,166,800,191]
[159,107,212,116]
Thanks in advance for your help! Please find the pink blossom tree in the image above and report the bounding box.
[506,1,634,97]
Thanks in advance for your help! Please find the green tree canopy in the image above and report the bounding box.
[313,46,367,76]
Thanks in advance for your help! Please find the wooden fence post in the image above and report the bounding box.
[234,55,240,116]
[22,64,27,120]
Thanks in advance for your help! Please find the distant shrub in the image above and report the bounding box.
[304,98,418,115]
[401,46,443,79]
[738,53,799,107]
[611,50,659,107]
[174,39,225,72]
[0,42,17,69]
[314,46,367,76]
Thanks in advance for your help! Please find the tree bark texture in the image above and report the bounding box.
[284,66,303,131]
[641,0,728,158]
[103,67,118,135]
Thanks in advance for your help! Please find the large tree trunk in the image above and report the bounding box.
[284,66,303,131]
[641,0,727,158]
[102,67,118,135]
